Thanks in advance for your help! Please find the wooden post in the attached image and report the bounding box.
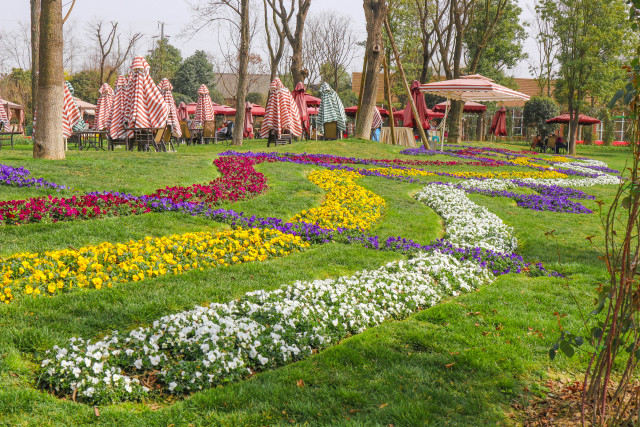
[383,55,395,145]
[355,51,368,130]
[383,18,429,150]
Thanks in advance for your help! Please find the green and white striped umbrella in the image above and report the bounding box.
[318,82,346,134]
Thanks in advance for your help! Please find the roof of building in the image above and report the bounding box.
[214,73,272,101]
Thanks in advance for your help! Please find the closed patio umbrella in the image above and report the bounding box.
[372,107,383,129]
[159,78,182,137]
[194,84,215,129]
[293,82,310,134]
[124,56,168,138]
[403,80,430,129]
[177,102,189,121]
[110,75,129,140]
[318,82,346,134]
[62,82,83,138]
[0,92,10,131]
[95,83,114,131]
[260,78,302,138]
[65,82,87,133]
[490,107,507,137]
[244,101,254,138]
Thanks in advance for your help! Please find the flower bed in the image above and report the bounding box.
[0,157,267,227]
[0,228,308,304]
[415,185,517,253]
[290,169,386,231]
[39,250,493,404]
[0,194,151,225]
[147,157,267,204]
[0,164,67,190]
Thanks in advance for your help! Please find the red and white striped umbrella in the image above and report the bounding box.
[110,75,129,140]
[372,107,383,129]
[158,78,182,137]
[62,82,81,138]
[0,92,10,131]
[125,56,168,138]
[260,78,302,138]
[95,83,114,131]
[193,84,215,129]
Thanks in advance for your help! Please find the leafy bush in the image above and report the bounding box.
[523,96,559,137]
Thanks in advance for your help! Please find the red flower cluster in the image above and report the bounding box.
[0,194,151,225]
[148,157,268,204]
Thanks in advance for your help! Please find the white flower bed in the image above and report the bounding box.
[40,251,493,404]
[415,185,517,253]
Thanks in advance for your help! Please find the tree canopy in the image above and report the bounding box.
[146,39,182,83]
[172,50,216,99]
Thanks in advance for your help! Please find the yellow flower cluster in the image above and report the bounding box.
[0,228,309,304]
[371,167,568,180]
[548,156,573,163]
[290,169,385,231]
[507,156,548,169]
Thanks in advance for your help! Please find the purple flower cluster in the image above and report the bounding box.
[0,164,67,190]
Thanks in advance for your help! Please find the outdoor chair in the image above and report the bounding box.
[107,135,131,151]
[545,136,557,154]
[134,128,155,152]
[163,126,176,152]
[202,121,217,144]
[556,139,568,153]
[530,136,544,152]
[179,121,191,145]
[324,121,338,140]
[266,129,293,147]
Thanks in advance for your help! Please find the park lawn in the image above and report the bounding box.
[0,140,629,425]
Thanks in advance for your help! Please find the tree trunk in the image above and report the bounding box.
[447,100,464,143]
[356,0,387,139]
[33,0,64,160]
[232,0,250,146]
[30,0,41,116]
[290,0,310,85]
[419,46,430,83]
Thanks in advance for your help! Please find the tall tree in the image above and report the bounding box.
[172,50,216,97]
[30,0,40,112]
[33,0,64,159]
[188,0,251,146]
[93,20,142,85]
[529,1,558,96]
[267,0,311,85]
[146,39,183,82]
[431,0,510,143]
[263,0,287,82]
[541,0,629,154]
[231,0,250,146]
[356,0,388,139]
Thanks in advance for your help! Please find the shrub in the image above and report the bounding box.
[523,96,559,137]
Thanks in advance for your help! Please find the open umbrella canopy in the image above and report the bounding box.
[293,82,311,133]
[211,104,236,115]
[159,78,182,137]
[433,100,487,113]
[95,83,114,131]
[244,101,254,138]
[194,84,215,128]
[249,103,265,116]
[304,93,321,106]
[344,105,389,116]
[403,80,431,129]
[318,82,347,134]
[260,78,302,138]
[546,113,601,125]
[308,107,318,116]
[125,57,168,138]
[420,74,530,102]
[394,108,444,119]
[490,107,507,136]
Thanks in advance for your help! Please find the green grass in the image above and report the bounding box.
[0,141,631,425]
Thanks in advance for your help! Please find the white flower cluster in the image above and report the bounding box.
[415,184,517,253]
[40,251,493,404]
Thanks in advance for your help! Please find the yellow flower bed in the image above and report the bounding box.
[371,167,569,180]
[0,228,309,304]
[548,156,573,163]
[290,169,385,231]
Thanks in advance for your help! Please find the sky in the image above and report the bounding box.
[2,0,538,78]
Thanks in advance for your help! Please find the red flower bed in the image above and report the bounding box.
[148,157,267,204]
[0,157,268,226]
[0,194,151,225]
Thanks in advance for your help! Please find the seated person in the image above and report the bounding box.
[216,123,229,139]
[531,135,543,150]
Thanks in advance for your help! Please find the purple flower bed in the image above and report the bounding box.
[0,164,67,190]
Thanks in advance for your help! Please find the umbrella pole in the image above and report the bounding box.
[383,18,429,150]
[383,55,396,146]
[440,98,451,151]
